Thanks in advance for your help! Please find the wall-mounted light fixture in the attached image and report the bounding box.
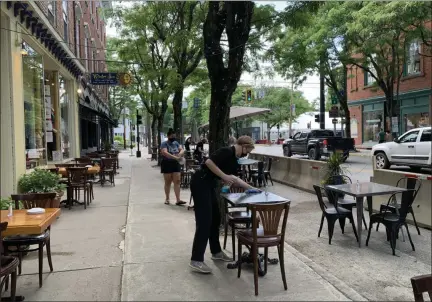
[77,88,83,94]
[20,43,28,56]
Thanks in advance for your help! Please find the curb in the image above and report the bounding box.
[349,152,371,158]
[284,243,368,301]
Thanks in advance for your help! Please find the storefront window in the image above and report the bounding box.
[23,42,47,169]
[404,113,429,132]
[363,111,383,143]
[59,76,70,158]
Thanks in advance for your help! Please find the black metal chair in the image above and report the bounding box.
[411,274,432,302]
[263,157,274,186]
[251,162,266,188]
[327,175,368,230]
[1,222,19,300]
[313,185,359,245]
[366,189,416,256]
[376,177,422,235]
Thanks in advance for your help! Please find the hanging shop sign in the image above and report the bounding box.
[89,72,132,86]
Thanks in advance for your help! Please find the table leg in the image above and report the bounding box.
[356,196,364,247]
[226,247,278,277]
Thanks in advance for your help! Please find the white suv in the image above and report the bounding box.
[372,127,431,171]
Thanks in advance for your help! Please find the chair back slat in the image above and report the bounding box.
[11,193,57,209]
[267,158,272,171]
[101,158,116,170]
[67,167,89,184]
[398,189,415,221]
[250,202,290,238]
[313,185,329,213]
[411,274,432,302]
[1,222,8,232]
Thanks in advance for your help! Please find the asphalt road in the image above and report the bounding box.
[252,144,431,183]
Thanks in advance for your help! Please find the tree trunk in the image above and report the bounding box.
[208,88,232,154]
[151,115,157,148]
[172,87,184,144]
[146,110,152,154]
[342,65,351,138]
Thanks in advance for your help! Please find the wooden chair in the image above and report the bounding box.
[313,185,359,245]
[2,193,57,288]
[1,222,19,300]
[100,158,116,186]
[237,201,290,296]
[66,167,91,209]
[75,157,92,166]
[223,186,257,261]
[411,274,432,302]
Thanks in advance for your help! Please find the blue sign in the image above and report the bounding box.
[90,73,118,85]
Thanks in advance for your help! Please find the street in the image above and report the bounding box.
[253,144,374,182]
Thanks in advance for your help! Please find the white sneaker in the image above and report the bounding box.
[189,261,212,274]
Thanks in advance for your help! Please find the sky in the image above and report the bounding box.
[105,1,320,104]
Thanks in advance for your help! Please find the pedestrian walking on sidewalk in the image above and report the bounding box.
[189,136,258,274]
[378,128,386,144]
[160,128,186,206]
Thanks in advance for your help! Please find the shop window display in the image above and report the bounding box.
[23,42,47,169]
[59,76,70,158]
[404,113,429,132]
[363,111,383,143]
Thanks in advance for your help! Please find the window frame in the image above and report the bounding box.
[420,129,431,142]
[47,1,56,26]
[62,0,68,43]
[399,130,419,144]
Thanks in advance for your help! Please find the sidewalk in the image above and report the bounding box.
[121,155,350,301]
[10,152,431,301]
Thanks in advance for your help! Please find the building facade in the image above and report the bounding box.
[0,1,113,196]
[347,28,432,147]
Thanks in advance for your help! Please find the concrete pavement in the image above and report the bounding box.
[9,151,431,301]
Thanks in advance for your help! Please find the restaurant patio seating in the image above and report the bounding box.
[223,186,257,261]
[75,157,93,166]
[1,222,19,300]
[100,158,116,186]
[250,162,266,188]
[237,201,290,296]
[327,175,368,230]
[313,185,359,245]
[66,167,91,209]
[376,177,422,235]
[2,193,57,288]
[366,189,415,256]
[411,274,432,302]
[54,163,76,168]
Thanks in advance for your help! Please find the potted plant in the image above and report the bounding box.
[321,153,349,198]
[17,169,66,208]
[103,141,112,152]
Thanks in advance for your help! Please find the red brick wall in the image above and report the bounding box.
[348,105,362,146]
[35,1,108,102]
[347,21,432,102]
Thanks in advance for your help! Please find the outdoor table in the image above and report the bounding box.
[325,182,407,247]
[221,191,290,276]
[1,208,61,236]
[58,166,100,177]
[1,208,61,302]
[238,159,260,166]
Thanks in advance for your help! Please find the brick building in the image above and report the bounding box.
[0,1,114,195]
[347,24,432,147]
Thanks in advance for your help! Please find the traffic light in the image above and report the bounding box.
[136,114,142,125]
[246,89,252,103]
[314,114,320,123]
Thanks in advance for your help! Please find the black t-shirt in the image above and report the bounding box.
[202,146,239,180]
[194,142,204,155]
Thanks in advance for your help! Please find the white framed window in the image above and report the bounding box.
[47,1,56,25]
[62,0,68,43]
[364,54,377,86]
[406,40,421,75]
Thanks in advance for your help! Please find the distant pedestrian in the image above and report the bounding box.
[160,128,186,206]
[194,138,206,163]
[378,128,386,144]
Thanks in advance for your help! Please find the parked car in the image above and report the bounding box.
[282,129,355,161]
[371,127,431,171]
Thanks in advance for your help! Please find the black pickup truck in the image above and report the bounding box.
[282,129,355,161]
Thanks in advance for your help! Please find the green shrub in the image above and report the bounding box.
[18,169,66,193]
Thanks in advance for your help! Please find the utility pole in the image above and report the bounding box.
[319,58,326,130]
[288,78,294,137]
[122,111,127,150]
